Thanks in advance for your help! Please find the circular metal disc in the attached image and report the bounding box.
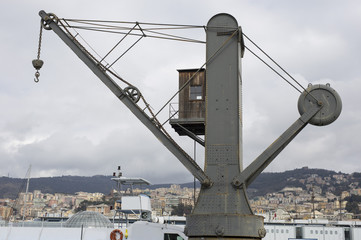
[124,86,141,103]
[298,84,342,126]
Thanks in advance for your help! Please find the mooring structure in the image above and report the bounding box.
[37,11,342,239]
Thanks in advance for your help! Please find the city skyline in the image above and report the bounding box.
[1,170,360,222]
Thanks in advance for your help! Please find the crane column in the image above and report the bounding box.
[185,14,265,239]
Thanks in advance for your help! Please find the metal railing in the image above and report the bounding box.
[169,103,179,120]
[169,103,205,120]
[0,221,65,228]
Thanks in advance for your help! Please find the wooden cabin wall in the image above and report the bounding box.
[178,69,206,119]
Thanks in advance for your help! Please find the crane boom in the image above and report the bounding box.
[38,10,211,186]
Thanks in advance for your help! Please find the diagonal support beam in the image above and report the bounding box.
[39,10,211,186]
[232,104,322,189]
[175,124,205,147]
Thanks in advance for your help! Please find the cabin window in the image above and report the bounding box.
[190,85,203,100]
[164,233,184,240]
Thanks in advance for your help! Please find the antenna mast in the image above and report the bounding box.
[22,165,31,223]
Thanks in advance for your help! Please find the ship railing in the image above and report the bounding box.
[0,221,66,228]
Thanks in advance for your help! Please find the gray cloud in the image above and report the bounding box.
[1,0,360,184]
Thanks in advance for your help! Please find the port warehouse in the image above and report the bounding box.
[263,221,361,240]
[162,218,361,240]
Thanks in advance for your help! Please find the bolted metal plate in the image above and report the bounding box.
[206,144,239,165]
[186,213,264,238]
[298,84,342,126]
[189,238,261,240]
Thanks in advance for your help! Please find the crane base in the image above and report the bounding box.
[189,238,262,240]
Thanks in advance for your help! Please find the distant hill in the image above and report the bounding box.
[1,167,360,199]
[247,167,337,198]
[0,175,200,199]
[0,175,114,199]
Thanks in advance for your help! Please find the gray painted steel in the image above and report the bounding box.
[298,84,342,126]
[186,13,264,239]
[39,10,342,240]
[235,83,342,189]
[38,10,210,186]
[186,14,342,239]
[232,104,322,189]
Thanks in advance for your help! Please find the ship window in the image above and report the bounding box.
[190,86,203,100]
[335,230,338,234]
[281,229,284,233]
[315,230,318,234]
[286,229,289,233]
[330,230,333,235]
[310,230,313,234]
[164,233,183,240]
[325,230,328,234]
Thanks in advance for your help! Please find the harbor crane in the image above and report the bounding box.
[35,11,342,239]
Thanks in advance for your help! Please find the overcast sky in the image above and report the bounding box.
[1,0,360,184]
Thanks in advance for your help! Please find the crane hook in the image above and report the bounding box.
[34,71,40,83]
[33,20,44,83]
[32,59,43,83]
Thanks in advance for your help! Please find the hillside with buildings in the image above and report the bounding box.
[1,167,361,221]
[0,175,199,199]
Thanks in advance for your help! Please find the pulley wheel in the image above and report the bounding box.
[124,86,141,103]
[32,59,44,70]
[298,83,342,126]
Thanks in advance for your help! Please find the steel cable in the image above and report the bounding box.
[63,18,205,28]
[60,19,201,169]
[62,19,206,44]
[154,29,239,118]
[66,25,205,44]
[244,46,302,93]
[60,17,318,115]
[60,19,134,87]
[243,33,318,102]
